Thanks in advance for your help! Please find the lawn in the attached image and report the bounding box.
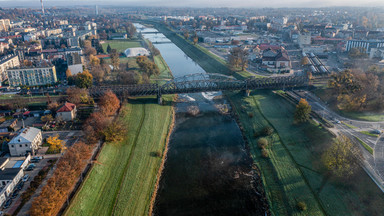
[228,90,384,216]
[64,96,174,216]
[101,40,142,53]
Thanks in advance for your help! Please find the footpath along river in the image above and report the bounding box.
[135,23,268,215]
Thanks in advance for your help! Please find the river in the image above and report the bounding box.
[135,24,267,216]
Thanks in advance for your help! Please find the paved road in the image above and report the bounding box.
[288,90,384,191]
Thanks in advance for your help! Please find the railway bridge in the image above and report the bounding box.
[89,73,308,104]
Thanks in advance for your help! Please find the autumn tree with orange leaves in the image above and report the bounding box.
[98,90,120,116]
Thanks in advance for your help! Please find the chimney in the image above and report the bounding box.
[40,0,45,15]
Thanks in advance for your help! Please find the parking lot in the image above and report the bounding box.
[2,155,60,215]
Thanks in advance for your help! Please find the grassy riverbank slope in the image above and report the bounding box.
[228,90,384,216]
[64,96,174,216]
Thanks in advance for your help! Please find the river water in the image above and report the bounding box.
[135,24,267,216]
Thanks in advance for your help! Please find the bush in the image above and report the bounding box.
[261,149,269,158]
[297,201,307,211]
[258,138,268,149]
[262,126,274,136]
[155,151,162,157]
[248,113,254,118]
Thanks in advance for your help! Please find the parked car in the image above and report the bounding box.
[28,163,36,168]
[33,156,43,160]
[3,199,12,209]
[22,174,29,182]
[25,166,34,171]
[10,192,18,199]
[373,129,382,134]
[16,182,24,190]
[30,159,39,163]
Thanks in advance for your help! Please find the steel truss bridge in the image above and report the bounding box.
[89,73,308,104]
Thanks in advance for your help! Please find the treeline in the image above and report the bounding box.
[29,90,122,215]
[29,141,93,216]
[329,67,384,112]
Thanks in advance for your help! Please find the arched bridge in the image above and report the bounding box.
[89,73,308,104]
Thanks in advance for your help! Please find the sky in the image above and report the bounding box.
[0,0,384,8]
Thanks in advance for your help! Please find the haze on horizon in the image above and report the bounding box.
[0,0,384,8]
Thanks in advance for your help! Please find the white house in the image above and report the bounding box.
[56,102,77,121]
[8,127,42,156]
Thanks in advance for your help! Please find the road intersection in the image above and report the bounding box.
[287,90,384,192]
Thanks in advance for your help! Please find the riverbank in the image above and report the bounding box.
[145,21,253,80]
[228,90,384,215]
[64,52,175,215]
[64,96,175,216]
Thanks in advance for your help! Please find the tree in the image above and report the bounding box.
[65,68,72,78]
[110,49,120,71]
[183,31,189,40]
[301,56,310,65]
[228,47,248,71]
[102,121,126,142]
[136,56,160,77]
[106,44,112,54]
[322,135,361,179]
[91,67,105,83]
[83,112,110,143]
[66,87,91,105]
[193,35,198,45]
[294,98,311,123]
[89,55,100,68]
[46,135,64,152]
[74,70,93,89]
[98,90,120,116]
[41,115,53,123]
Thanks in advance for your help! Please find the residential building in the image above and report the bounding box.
[0,42,9,53]
[0,19,11,32]
[8,127,42,156]
[0,55,20,84]
[298,33,311,48]
[261,48,291,73]
[56,102,77,121]
[7,65,57,87]
[0,119,18,133]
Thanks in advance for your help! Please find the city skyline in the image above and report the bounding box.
[0,0,384,8]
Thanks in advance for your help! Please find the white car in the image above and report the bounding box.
[22,174,29,182]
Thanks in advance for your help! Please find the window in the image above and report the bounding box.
[11,145,14,148]
[19,145,22,148]
[25,144,28,147]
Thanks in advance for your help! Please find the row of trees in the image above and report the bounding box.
[83,90,124,143]
[29,142,93,216]
[329,68,384,111]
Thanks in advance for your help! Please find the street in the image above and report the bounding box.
[288,90,384,192]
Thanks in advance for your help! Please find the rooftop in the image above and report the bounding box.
[0,168,21,181]
[8,127,41,145]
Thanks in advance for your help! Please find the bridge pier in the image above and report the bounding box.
[243,90,250,97]
[157,95,163,105]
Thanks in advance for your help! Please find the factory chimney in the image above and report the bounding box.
[40,0,45,15]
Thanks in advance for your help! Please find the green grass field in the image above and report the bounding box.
[64,96,174,216]
[102,40,142,53]
[228,90,384,216]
